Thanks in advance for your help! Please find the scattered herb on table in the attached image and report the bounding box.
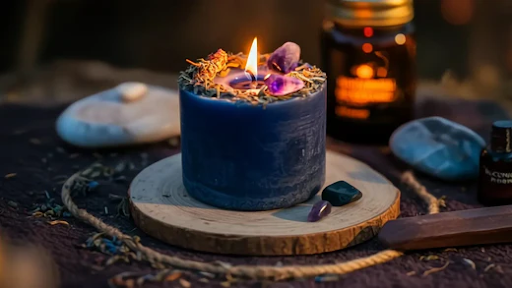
[422,261,450,277]
[419,255,439,261]
[108,269,185,288]
[462,258,476,270]
[29,138,41,145]
[82,233,141,266]
[48,220,69,226]
[438,195,447,208]
[179,278,191,288]
[7,200,18,208]
[484,263,496,272]
[4,173,16,179]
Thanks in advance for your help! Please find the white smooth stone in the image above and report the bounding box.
[56,82,180,148]
[117,82,148,103]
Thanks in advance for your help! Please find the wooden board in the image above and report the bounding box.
[379,205,512,251]
[129,151,400,256]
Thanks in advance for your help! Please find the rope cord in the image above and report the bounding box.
[62,169,437,280]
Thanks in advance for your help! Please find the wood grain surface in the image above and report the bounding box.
[129,151,400,255]
[379,205,512,251]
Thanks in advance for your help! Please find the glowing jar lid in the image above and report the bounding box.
[326,0,414,27]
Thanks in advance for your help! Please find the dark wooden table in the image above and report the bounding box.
[1,61,512,288]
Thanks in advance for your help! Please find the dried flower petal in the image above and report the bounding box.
[267,42,301,73]
[264,74,304,96]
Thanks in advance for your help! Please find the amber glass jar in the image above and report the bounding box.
[321,0,416,145]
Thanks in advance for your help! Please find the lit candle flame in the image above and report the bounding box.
[245,37,258,79]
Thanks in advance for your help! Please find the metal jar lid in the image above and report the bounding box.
[326,0,414,27]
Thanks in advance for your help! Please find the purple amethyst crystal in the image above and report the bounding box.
[307,200,332,222]
[264,74,304,96]
[267,42,301,73]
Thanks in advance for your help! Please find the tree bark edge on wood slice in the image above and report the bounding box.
[129,151,400,256]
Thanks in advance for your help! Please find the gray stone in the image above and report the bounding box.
[389,116,486,181]
[56,82,180,148]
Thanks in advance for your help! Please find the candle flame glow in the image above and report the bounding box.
[245,37,258,78]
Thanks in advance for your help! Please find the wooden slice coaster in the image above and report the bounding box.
[129,151,400,256]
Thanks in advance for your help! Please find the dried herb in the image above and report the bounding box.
[29,138,41,145]
[114,162,126,173]
[82,232,141,266]
[438,195,447,208]
[314,275,340,282]
[484,264,496,272]
[68,162,118,196]
[4,173,16,179]
[165,271,183,282]
[419,255,439,261]
[199,271,215,279]
[168,137,180,148]
[7,200,18,208]
[48,220,69,226]
[109,194,130,217]
[69,153,80,159]
[178,49,326,105]
[179,278,191,288]
[108,272,142,288]
[462,258,476,270]
[31,196,70,219]
[423,261,450,277]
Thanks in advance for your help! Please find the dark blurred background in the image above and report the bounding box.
[1,0,511,104]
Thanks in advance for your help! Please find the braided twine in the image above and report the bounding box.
[61,169,439,281]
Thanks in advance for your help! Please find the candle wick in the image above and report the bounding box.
[245,70,257,89]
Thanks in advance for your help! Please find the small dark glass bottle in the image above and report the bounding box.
[321,0,416,145]
[478,120,512,206]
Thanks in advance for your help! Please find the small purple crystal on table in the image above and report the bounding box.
[267,42,301,73]
[264,74,304,96]
[308,200,332,222]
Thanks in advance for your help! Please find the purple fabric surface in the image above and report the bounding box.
[0,100,511,288]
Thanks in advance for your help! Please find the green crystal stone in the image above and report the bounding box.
[321,181,362,206]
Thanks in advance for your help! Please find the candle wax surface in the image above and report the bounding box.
[179,82,327,211]
[213,66,273,91]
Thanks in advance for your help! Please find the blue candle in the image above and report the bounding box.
[179,41,326,211]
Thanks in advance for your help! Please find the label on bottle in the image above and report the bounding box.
[333,61,398,120]
[335,76,397,107]
[482,166,512,184]
[479,157,512,205]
